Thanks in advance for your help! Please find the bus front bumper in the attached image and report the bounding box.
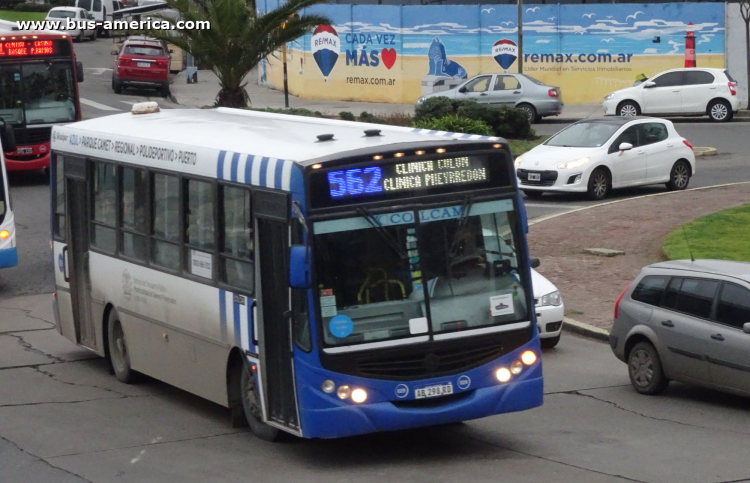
[299,375,543,439]
[4,151,50,172]
[0,247,18,268]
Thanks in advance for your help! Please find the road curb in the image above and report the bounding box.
[694,147,717,157]
[563,317,610,342]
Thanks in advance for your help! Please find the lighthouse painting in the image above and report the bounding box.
[684,22,696,68]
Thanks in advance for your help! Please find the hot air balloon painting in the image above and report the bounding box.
[312,25,340,81]
[492,39,518,71]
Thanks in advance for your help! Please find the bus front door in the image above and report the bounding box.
[254,190,300,435]
[65,159,97,350]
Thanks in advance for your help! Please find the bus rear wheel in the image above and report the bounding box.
[107,310,138,383]
[241,362,281,442]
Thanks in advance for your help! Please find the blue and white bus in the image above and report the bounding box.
[0,119,18,269]
[50,103,542,440]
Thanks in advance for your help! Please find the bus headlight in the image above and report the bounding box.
[321,380,335,394]
[511,360,523,375]
[521,350,537,366]
[496,367,512,383]
[337,385,351,400]
[0,230,8,240]
[351,388,368,403]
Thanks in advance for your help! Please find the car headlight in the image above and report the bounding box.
[417,96,426,104]
[557,157,589,170]
[604,93,615,101]
[540,291,562,307]
[514,154,524,168]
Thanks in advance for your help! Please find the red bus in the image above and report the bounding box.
[0,24,83,172]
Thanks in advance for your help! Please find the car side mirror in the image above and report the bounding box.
[619,142,633,152]
[458,86,467,93]
[744,323,750,335]
[530,257,541,269]
[289,245,311,289]
[76,61,84,82]
[0,120,17,153]
[169,49,174,54]
[643,81,656,88]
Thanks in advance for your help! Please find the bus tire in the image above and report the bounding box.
[107,310,138,383]
[241,362,281,442]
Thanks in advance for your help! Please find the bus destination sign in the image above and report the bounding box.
[327,155,489,199]
[0,40,56,57]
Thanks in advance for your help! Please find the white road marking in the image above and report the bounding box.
[80,98,121,111]
[85,67,112,75]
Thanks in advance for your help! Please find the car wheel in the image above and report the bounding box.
[617,101,640,117]
[666,160,690,191]
[540,334,561,349]
[628,341,668,395]
[161,86,171,98]
[107,310,139,383]
[517,104,538,124]
[91,28,97,41]
[113,80,123,94]
[708,100,732,122]
[76,31,84,43]
[523,190,544,199]
[240,362,282,441]
[586,168,610,201]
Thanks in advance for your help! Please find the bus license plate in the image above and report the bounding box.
[137,62,150,68]
[17,147,32,154]
[528,173,541,182]
[415,383,453,399]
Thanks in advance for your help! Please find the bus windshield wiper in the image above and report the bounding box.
[449,196,473,258]
[356,207,408,260]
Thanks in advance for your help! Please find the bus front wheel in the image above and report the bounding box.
[107,310,138,383]
[241,362,281,442]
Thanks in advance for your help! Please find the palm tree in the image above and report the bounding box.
[149,0,330,107]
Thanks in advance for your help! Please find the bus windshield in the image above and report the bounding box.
[0,61,76,126]
[313,199,529,348]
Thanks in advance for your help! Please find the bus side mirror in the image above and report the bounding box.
[0,120,16,153]
[289,245,311,289]
[530,257,541,269]
[76,61,84,83]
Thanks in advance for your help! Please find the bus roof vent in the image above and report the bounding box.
[132,102,160,115]
[364,129,381,137]
[317,133,334,142]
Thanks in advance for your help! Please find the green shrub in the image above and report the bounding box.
[414,96,454,121]
[338,111,356,121]
[13,2,52,11]
[358,111,387,124]
[381,112,413,127]
[413,115,493,137]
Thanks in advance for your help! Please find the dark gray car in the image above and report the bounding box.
[417,73,563,124]
[610,260,750,397]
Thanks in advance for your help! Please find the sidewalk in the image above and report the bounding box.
[169,68,602,120]
[528,183,750,332]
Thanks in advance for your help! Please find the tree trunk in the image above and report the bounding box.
[214,86,250,108]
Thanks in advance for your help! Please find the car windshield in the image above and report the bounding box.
[0,62,76,126]
[545,122,621,148]
[521,74,545,86]
[124,45,163,56]
[48,10,77,18]
[313,199,529,348]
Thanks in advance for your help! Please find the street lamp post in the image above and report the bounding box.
[517,0,523,73]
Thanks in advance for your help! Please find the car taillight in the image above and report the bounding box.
[156,59,168,66]
[683,139,693,150]
[119,55,132,65]
[548,89,558,98]
[728,82,736,96]
[614,282,632,319]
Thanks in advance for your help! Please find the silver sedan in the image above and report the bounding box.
[417,73,563,123]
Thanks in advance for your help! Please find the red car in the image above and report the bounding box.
[111,38,170,96]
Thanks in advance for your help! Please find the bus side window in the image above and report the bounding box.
[91,161,117,253]
[53,154,66,240]
[120,166,148,261]
[185,178,215,279]
[151,172,181,271]
[219,185,253,292]
[291,218,311,352]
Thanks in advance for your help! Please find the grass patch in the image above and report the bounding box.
[0,10,47,22]
[663,204,750,262]
[508,135,549,156]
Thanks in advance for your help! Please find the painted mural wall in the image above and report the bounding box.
[260,2,725,105]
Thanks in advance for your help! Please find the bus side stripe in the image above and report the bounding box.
[230,152,241,182]
[252,156,264,187]
[244,155,255,185]
[223,152,234,181]
[218,289,227,342]
[265,158,278,189]
[273,159,285,190]
[233,295,241,347]
[217,151,227,179]
[281,160,293,192]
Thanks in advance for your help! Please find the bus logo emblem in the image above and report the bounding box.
[457,375,471,390]
[395,384,409,398]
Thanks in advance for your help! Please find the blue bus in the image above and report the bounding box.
[50,105,542,440]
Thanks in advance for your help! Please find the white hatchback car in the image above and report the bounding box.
[44,7,97,42]
[515,118,696,200]
[531,268,564,348]
[603,68,739,122]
